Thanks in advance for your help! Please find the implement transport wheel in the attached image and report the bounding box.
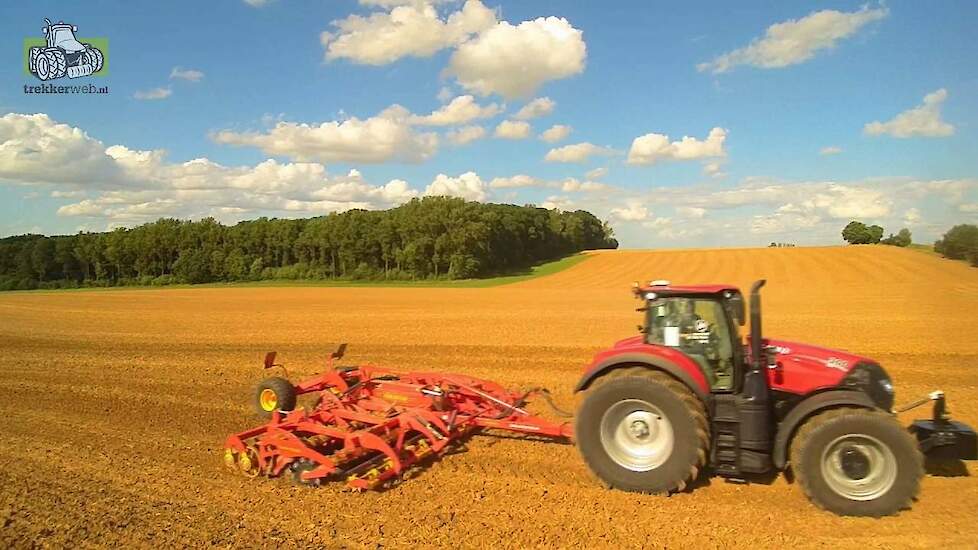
[290,459,322,487]
[576,367,709,494]
[790,408,922,517]
[253,377,297,418]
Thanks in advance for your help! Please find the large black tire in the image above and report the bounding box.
[253,376,297,419]
[790,408,923,517]
[576,367,709,494]
[44,50,67,80]
[84,46,104,73]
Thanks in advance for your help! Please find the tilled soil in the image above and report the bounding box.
[1,246,976,548]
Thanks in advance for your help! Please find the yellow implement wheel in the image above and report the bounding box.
[253,377,297,419]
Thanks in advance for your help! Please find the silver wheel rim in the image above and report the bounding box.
[600,399,674,471]
[37,57,49,79]
[820,433,897,501]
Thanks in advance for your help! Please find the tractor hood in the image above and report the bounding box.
[764,338,884,396]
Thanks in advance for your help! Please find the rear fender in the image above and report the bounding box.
[574,352,709,403]
[773,389,877,469]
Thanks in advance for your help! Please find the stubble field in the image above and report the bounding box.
[1,246,976,548]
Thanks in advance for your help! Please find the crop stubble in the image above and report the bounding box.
[0,246,976,548]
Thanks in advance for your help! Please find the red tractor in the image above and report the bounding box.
[574,280,975,516]
[225,280,975,516]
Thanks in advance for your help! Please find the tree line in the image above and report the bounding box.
[0,197,618,291]
[935,224,978,267]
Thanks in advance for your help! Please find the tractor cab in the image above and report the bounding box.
[43,21,85,52]
[637,281,745,391]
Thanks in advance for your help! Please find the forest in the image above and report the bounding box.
[0,197,618,290]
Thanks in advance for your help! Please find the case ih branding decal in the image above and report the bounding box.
[22,18,109,95]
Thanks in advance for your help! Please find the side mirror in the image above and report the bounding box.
[42,27,48,33]
[72,26,78,31]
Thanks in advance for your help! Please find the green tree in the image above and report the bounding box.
[842,221,871,244]
[935,224,978,263]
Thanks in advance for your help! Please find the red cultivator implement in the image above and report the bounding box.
[223,345,573,490]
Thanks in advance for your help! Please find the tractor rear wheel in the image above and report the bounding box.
[790,408,922,517]
[253,377,297,419]
[576,367,708,494]
[84,46,104,73]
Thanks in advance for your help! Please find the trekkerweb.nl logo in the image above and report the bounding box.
[23,18,109,95]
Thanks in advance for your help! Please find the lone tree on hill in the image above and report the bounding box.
[842,221,884,244]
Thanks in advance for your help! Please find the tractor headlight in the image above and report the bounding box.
[842,362,894,411]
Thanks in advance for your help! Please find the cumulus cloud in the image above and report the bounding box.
[0,113,424,226]
[513,97,555,120]
[544,142,612,163]
[864,89,955,138]
[960,203,978,214]
[703,162,725,178]
[170,67,204,82]
[212,107,438,163]
[424,171,486,201]
[133,87,172,100]
[904,208,922,224]
[610,202,649,221]
[539,124,572,143]
[627,128,727,165]
[698,6,888,74]
[820,145,843,155]
[493,120,531,140]
[488,174,606,193]
[321,0,496,65]
[446,17,586,98]
[409,95,501,126]
[676,206,706,219]
[445,125,486,145]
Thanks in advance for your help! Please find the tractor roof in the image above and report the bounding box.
[633,281,740,297]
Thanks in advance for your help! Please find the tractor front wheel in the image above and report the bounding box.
[576,368,708,494]
[253,377,297,419]
[791,408,922,517]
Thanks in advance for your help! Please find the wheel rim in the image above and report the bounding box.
[820,433,897,501]
[599,399,674,471]
[259,389,278,411]
[37,57,49,79]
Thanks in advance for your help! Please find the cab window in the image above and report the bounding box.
[646,297,735,390]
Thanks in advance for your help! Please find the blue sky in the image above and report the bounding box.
[1,0,976,247]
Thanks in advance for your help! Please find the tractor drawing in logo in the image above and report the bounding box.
[28,18,104,81]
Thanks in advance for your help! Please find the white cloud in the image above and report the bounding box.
[321,0,496,65]
[541,195,575,210]
[493,120,531,140]
[409,95,501,126]
[698,6,888,74]
[513,97,555,120]
[960,203,978,214]
[864,89,955,138]
[488,174,606,193]
[903,208,921,224]
[446,17,586,99]
[677,206,706,219]
[585,167,607,180]
[628,128,727,165]
[703,162,725,178]
[424,171,486,201]
[212,107,439,163]
[243,0,270,6]
[539,124,572,143]
[544,142,612,163]
[489,174,539,189]
[445,125,486,145]
[169,67,204,82]
[610,202,649,221]
[133,87,172,100]
[436,86,454,102]
[819,145,843,155]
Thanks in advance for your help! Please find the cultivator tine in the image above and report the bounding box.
[225,350,573,489]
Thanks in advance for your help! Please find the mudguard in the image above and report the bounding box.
[574,351,710,403]
[772,389,876,469]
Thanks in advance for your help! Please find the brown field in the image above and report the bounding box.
[1,246,977,549]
